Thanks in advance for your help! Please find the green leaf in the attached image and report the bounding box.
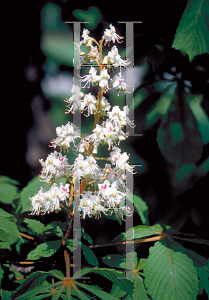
[157,83,203,165]
[66,239,80,252]
[88,268,134,296]
[1,290,12,300]
[126,194,149,225]
[172,0,209,61]
[196,260,209,297]
[81,243,99,267]
[136,258,147,271]
[71,286,92,300]
[27,240,62,260]
[126,274,150,300]
[11,271,50,299]
[102,254,125,268]
[128,223,163,241]
[0,176,19,186]
[110,283,127,299]
[0,208,13,218]
[111,223,163,245]
[144,238,199,300]
[12,281,62,300]
[73,267,134,297]
[76,282,121,300]
[0,216,22,239]
[82,229,93,245]
[0,176,19,204]
[24,218,48,235]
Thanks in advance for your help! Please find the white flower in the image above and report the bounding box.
[100,96,111,113]
[83,93,97,116]
[65,85,84,114]
[39,151,70,183]
[30,183,70,215]
[112,72,129,95]
[75,28,91,48]
[102,121,118,149]
[109,146,134,175]
[107,106,124,127]
[89,124,104,144]
[103,24,123,44]
[108,46,130,69]
[71,154,101,180]
[99,69,110,90]
[80,66,100,88]
[52,122,81,149]
[88,45,100,62]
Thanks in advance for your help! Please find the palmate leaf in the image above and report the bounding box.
[144,238,199,300]
[157,82,203,165]
[172,0,209,61]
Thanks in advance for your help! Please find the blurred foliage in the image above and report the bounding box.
[73,6,102,30]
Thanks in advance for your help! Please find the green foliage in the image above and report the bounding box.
[27,240,62,260]
[144,239,199,300]
[0,176,19,205]
[172,0,209,61]
[81,243,99,267]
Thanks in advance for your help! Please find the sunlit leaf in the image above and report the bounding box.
[172,0,209,61]
[144,238,199,300]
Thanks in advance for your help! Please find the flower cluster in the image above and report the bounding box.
[30,24,135,220]
[30,183,70,215]
[39,151,70,184]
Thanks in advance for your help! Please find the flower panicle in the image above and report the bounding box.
[30,24,135,220]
